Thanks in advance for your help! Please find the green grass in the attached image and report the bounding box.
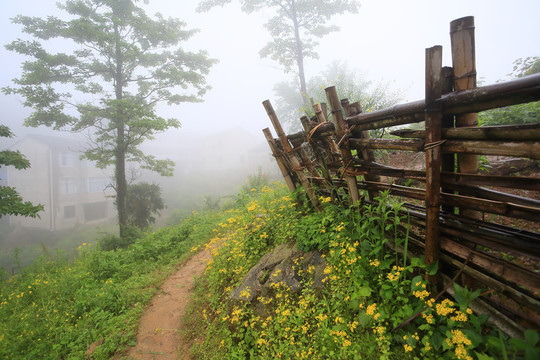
[0,211,226,359]
[183,185,540,360]
[1,183,538,359]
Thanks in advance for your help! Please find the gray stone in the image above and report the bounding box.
[229,242,329,302]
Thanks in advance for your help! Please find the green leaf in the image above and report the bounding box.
[426,260,438,275]
[475,352,495,360]
[431,330,443,350]
[356,286,372,297]
[525,329,540,346]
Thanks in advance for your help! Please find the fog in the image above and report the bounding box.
[1,0,539,271]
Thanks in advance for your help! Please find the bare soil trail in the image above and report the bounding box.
[124,249,210,360]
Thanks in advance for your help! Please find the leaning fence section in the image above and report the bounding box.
[262,16,540,337]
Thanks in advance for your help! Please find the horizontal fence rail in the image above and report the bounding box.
[262,16,540,337]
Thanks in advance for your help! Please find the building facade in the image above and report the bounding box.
[3,135,116,230]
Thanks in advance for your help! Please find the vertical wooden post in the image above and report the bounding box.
[300,116,333,184]
[441,66,455,214]
[313,103,341,171]
[263,128,296,192]
[325,86,360,204]
[425,46,443,279]
[263,100,321,211]
[450,16,480,219]
[343,100,381,202]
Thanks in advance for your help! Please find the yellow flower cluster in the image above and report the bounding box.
[436,299,455,316]
[446,329,473,360]
[319,196,332,204]
[366,303,381,320]
[451,310,468,322]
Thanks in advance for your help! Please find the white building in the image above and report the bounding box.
[2,134,116,230]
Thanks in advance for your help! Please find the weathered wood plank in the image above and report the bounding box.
[391,123,540,141]
[348,137,540,159]
[345,73,540,132]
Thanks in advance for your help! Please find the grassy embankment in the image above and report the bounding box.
[0,211,226,359]
[183,183,539,360]
[1,182,538,359]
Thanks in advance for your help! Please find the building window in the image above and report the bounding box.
[87,177,109,193]
[83,201,108,221]
[59,152,76,167]
[60,178,77,195]
[85,159,98,168]
[64,205,76,219]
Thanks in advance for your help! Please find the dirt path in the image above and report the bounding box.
[125,249,210,360]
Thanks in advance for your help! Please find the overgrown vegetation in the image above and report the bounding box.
[1,182,538,359]
[184,184,540,359]
[0,211,226,359]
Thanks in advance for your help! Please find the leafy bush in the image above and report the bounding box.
[126,182,165,230]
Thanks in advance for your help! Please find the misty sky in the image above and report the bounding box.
[1,0,539,142]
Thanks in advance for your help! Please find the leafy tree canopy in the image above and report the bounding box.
[126,182,165,230]
[0,125,44,218]
[197,0,360,101]
[3,0,217,235]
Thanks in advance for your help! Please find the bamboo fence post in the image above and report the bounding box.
[425,46,444,283]
[343,100,381,202]
[263,128,296,192]
[262,100,321,211]
[313,103,342,174]
[325,86,360,204]
[300,116,333,184]
[451,16,480,219]
[441,66,456,214]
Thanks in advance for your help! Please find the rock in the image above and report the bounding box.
[487,158,538,176]
[229,242,329,302]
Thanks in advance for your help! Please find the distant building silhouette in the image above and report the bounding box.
[3,134,116,230]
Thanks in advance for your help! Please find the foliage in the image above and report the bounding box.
[126,182,165,230]
[510,56,540,78]
[0,125,44,218]
[197,0,360,102]
[3,0,217,236]
[0,210,226,359]
[186,186,540,359]
[274,61,403,132]
[240,167,271,194]
[479,101,540,126]
[99,225,144,251]
[479,56,540,126]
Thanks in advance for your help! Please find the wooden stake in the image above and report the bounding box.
[262,100,321,211]
[451,16,480,219]
[425,45,443,279]
[262,128,296,192]
[325,86,360,204]
[441,66,455,214]
[342,100,381,201]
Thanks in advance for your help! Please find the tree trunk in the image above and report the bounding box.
[291,1,308,106]
[114,21,127,238]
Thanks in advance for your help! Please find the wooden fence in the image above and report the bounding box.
[262,16,540,337]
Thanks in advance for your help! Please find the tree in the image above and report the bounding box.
[274,61,403,132]
[479,56,540,126]
[0,125,44,218]
[197,0,360,104]
[126,182,164,229]
[3,0,217,237]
